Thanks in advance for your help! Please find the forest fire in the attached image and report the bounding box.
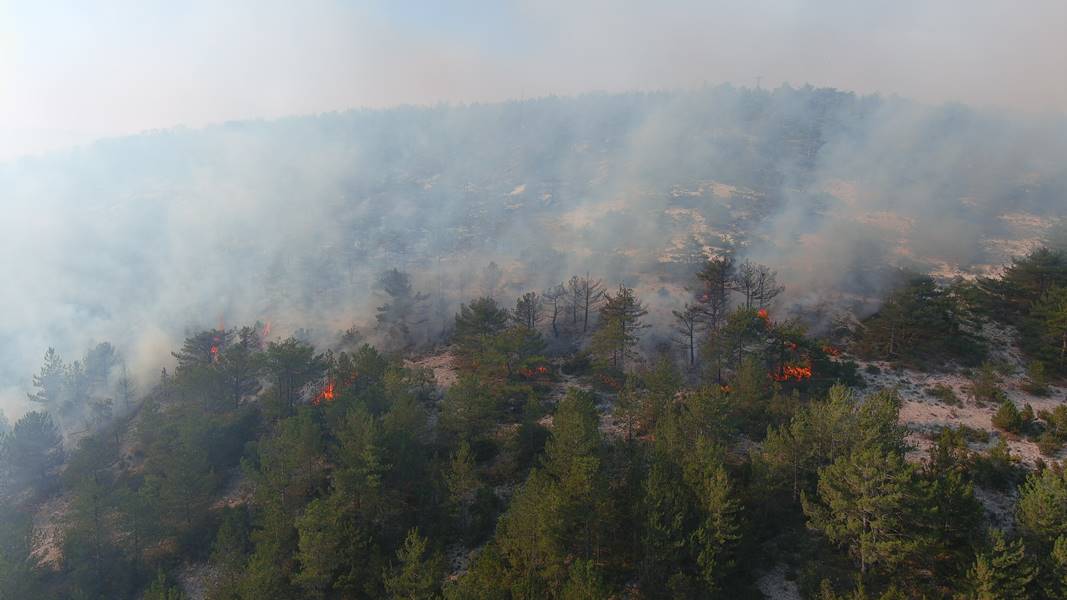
[757,308,769,320]
[773,364,813,382]
[519,365,550,378]
[822,344,842,357]
[598,374,622,391]
[313,380,336,405]
[210,330,222,362]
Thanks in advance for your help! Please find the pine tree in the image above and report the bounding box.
[64,435,123,599]
[640,457,691,590]
[695,255,735,333]
[253,409,326,514]
[173,329,232,371]
[443,545,509,600]
[5,411,64,495]
[980,247,1067,319]
[560,559,610,600]
[453,297,510,358]
[992,400,1023,432]
[803,446,921,579]
[28,347,65,409]
[1048,535,1067,599]
[752,262,785,309]
[209,507,250,598]
[686,444,742,592]
[383,528,444,600]
[672,303,702,367]
[568,275,605,333]
[263,338,324,410]
[918,429,983,573]
[0,506,36,599]
[149,427,216,534]
[439,375,501,445]
[542,283,566,338]
[374,268,429,351]
[294,494,371,597]
[513,292,543,331]
[1017,467,1067,549]
[968,529,1035,600]
[445,441,480,531]
[591,285,648,371]
[218,326,264,409]
[144,569,187,600]
[495,390,606,593]
[1027,286,1067,373]
[736,259,760,309]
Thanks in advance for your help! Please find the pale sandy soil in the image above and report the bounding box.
[998,212,1056,232]
[856,211,914,234]
[406,351,460,389]
[30,495,70,569]
[821,179,859,207]
[984,237,1046,264]
[858,322,1067,467]
[668,180,742,200]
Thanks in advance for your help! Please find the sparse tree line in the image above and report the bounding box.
[1,248,1066,598]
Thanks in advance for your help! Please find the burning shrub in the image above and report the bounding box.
[772,364,812,382]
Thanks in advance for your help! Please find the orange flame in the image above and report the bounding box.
[262,320,272,339]
[519,365,551,379]
[598,374,622,391]
[313,380,336,405]
[822,345,841,357]
[757,308,769,320]
[773,364,812,382]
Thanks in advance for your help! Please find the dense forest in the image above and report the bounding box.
[3,242,1067,599]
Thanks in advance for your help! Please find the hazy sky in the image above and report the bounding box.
[2,0,1065,160]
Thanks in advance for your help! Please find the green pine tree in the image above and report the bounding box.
[967,529,1035,600]
[383,528,444,600]
[803,446,921,579]
[1017,467,1067,550]
[144,569,187,600]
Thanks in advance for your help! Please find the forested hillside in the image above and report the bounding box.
[3,85,1066,414]
[3,242,1067,599]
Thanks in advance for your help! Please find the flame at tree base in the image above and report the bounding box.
[773,364,813,382]
[519,365,550,378]
[313,381,335,405]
